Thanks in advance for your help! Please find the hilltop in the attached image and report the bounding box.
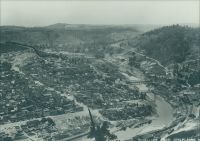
[128,25,200,65]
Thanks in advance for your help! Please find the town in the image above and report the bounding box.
[0,23,200,141]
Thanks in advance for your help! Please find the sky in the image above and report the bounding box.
[0,0,199,27]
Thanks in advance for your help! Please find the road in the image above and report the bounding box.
[58,132,90,141]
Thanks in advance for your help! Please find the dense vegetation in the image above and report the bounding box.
[129,25,200,65]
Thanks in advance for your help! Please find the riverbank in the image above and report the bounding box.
[113,71,174,140]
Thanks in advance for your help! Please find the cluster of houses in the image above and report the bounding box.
[100,103,152,121]
[0,58,83,124]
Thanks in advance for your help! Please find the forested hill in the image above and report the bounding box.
[0,24,140,46]
[130,25,200,65]
[1,24,199,65]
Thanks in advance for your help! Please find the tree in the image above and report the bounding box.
[88,109,117,141]
[101,121,117,140]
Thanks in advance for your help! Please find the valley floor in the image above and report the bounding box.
[1,47,199,141]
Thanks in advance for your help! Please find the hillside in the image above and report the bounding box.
[129,25,200,65]
[0,23,140,46]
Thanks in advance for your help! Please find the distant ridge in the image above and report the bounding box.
[44,23,157,31]
[45,23,70,29]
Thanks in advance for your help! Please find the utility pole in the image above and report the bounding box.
[88,108,106,141]
[88,108,95,130]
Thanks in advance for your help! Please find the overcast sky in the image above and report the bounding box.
[1,0,199,27]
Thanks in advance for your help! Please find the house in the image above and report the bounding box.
[43,108,50,116]
[26,120,40,128]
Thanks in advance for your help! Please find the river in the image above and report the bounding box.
[115,93,173,140]
[114,73,174,140]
